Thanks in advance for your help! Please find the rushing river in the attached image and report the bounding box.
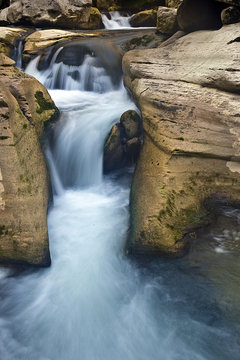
[0,37,239,360]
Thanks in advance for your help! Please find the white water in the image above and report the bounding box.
[0,42,239,360]
[102,11,132,29]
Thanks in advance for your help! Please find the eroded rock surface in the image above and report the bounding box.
[0,26,27,56]
[0,0,103,29]
[123,24,240,256]
[157,6,178,34]
[0,54,58,266]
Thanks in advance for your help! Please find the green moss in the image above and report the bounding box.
[35,91,54,114]
[23,123,28,129]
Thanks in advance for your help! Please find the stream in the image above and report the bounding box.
[0,33,240,360]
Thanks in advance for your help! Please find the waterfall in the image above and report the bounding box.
[0,38,239,360]
[102,11,132,29]
[11,38,24,69]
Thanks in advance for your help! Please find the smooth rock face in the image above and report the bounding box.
[123,24,240,256]
[104,110,142,172]
[177,0,223,32]
[0,54,59,266]
[157,6,178,34]
[23,29,100,57]
[0,0,102,29]
[130,9,157,27]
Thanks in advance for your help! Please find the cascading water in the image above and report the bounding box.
[102,11,132,29]
[0,39,240,360]
[11,37,24,69]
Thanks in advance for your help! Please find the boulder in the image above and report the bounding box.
[123,23,240,257]
[0,0,104,30]
[130,9,157,27]
[0,54,59,266]
[104,110,142,172]
[0,27,27,56]
[157,6,178,34]
[221,6,240,24]
[177,0,223,32]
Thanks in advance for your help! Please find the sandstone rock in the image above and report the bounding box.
[0,54,59,266]
[23,29,100,57]
[165,0,182,8]
[130,9,157,27]
[157,6,178,34]
[0,7,9,24]
[177,0,223,32]
[0,27,27,56]
[104,110,142,172]
[123,23,240,256]
[221,6,240,24]
[0,0,103,30]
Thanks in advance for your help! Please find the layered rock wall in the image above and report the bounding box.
[0,54,58,266]
[123,24,240,256]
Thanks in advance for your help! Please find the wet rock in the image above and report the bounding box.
[130,9,157,27]
[123,23,240,257]
[89,7,104,29]
[121,32,167,52]
[0,0,103,30]
[0,54,59,266]
[104,110,142,172]
[23,29,100,57]
[157,6,178,34]
[0,27,27,56]
[104,124,124,172]
[120,110,141,139]
[221,6,240,24]
[177,0,223,32]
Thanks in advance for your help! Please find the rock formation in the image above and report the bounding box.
[123,23,240,256]
[0,0,103,29]
[130,9,157,27]
[0,26,27,56]
[157,6,178,34]
[0,53,59,266]
[104,110,142,172]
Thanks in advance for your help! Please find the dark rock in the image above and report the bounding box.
[221,6,240,24]
[120,110,141,139]
[177,0,223,32]
[104,110,142,172]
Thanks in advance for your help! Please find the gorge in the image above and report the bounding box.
[0,0,240,359]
